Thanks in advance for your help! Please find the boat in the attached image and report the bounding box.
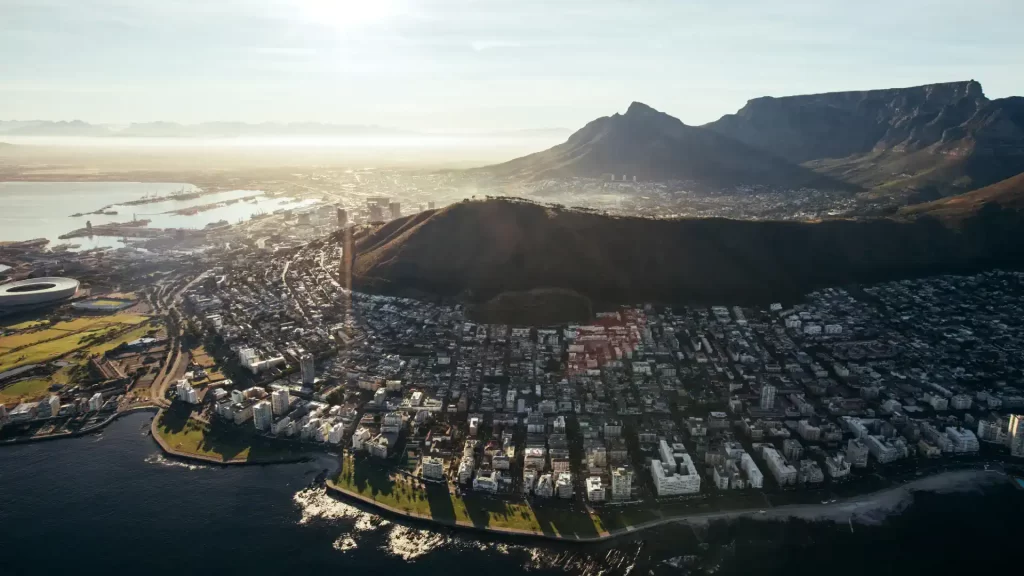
[100,210,118,215]
[204,219,230,230]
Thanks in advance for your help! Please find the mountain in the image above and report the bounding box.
[0,120,112,137]
[901,171,1024,219]
[477,102,849,189]
[115,122,414,138]
[349,198,1024,307]
[0,120,414,138]
[705,81,1024,198]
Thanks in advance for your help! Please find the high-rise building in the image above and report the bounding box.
[1009,414,1024,457]
[427,201,436,210]
[253,400,273,431]
[300,353,315,385]
[0,403,8,428]
[760,384,776,410]
[336,207,348,228]
[367,197,389,222]
[388,202,401,220]
[271,389,290,416]
[88,392,104,412]
[611,466,632,500]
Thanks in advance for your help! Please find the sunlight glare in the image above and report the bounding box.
[294,0,400,29]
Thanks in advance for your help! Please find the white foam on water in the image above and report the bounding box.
[383,524,450,561]
[144,452,209,471]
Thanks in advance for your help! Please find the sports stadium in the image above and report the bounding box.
[0,277,80,310]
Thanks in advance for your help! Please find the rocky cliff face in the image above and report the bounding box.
[704,81,1024,196]
[705,80,993,162]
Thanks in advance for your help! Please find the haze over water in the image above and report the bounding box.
[0,182,316,250]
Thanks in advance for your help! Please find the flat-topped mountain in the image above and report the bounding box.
[705,81,1024,197]
[477,102,848,189]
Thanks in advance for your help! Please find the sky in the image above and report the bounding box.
[2,0,1023,132]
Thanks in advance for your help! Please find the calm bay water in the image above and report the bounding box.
[0,182,317,250]
[1,412,1022,576]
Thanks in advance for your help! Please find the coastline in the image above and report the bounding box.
[148,408,319,467]
[323,467,1009,544]
[0,405,159,447]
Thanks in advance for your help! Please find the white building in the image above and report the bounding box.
[457,457,474,484]
[760,384,776,410]
[761,445,797,486]
[367,434,389,459]
[473,470,500,493]
[272,416,293,436]
[253,400,273,431]
[740,453,764,488]
[422,456,445,481]
[651,439,700,496]
[327,423,345,444]
[556,472,574,499]
[271,388,290,416]
[611,467,632,500]
[176,380,199,404]
[798,459,824,484]
[825,453,851,479]
[300,353,315,385]
[535,473,555,498]
[845,438,869,467]
[586,476,605,502]
[88,392,104,412]
[945,427,980,453]
[950,394,973,410]
[352,427,371,451]
[1010,414,1024,458]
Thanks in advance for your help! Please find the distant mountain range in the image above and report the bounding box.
[0,121,570,139]
[480,80,1024,201]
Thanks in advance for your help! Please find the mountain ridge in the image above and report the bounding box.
[477,102,851,189]
[704,80,1024,198]
[350,197,1024,306]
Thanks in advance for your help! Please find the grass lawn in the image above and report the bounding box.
[0,329,75,350]
[155,404,313,463]
[334,455,605,538]
[2,320,48,331]
[0,319,156,373]
[0,377,54,405]
[88,324,155,356]
[51,314,149,332]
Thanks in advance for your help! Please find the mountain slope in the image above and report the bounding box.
[351,198,1024,305]
[901,171,1024,219]
[478,102,848,189]
[705,81,1024,197]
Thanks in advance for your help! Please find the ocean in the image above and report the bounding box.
[0,412,1021,576]
[0,182,317,250]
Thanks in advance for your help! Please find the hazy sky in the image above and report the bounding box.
[3,0,1022,131]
